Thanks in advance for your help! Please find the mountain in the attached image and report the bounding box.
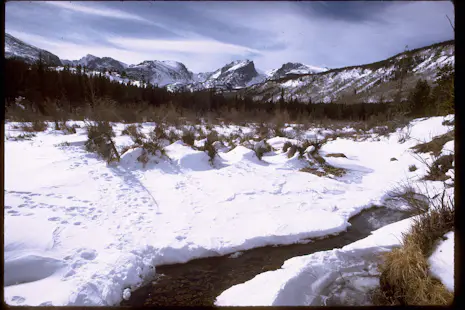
[5,33,62,66]
[190,60,266,91]
[62,54,128,72]
[125,60,194,87]
[266,62,327,80]
[240,40,454,103]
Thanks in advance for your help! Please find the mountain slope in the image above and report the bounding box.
[126,60,194,87]
[241,40,454,103]
[62,54,128,72]
[5,33,62,66]
[186,60,266,91]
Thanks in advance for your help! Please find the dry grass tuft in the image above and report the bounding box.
[411,131,454,157]
[424,154,454,181]
[374,192,454,305]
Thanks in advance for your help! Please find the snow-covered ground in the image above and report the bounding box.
[4,115,453,306]
[428,231,454,292]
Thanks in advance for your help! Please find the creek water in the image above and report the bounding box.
[120,207,410,306]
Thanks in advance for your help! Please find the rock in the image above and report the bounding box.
[390,157,398,161]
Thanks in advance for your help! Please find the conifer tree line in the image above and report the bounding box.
[5,57,454,123]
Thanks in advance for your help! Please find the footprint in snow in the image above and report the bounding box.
[80,249,97,260]
[48,217,61,221]
[73,222,81,226]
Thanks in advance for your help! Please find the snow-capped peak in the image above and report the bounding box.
[266,62,326,80]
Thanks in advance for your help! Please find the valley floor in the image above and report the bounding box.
[4,116,454,306]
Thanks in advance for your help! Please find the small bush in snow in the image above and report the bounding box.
[85,121,120,164]
[254,140,272,160]
[167,129,180,143]
[200,139,218,165]
[122,124,144,144]
[287,144,298,158]
[55,141,71,148]
[424,154,454,182]
[385,184,430,214]
[20,120,48,132]
[6,132,36,141]
[181,129,196,146]
[409,164,418,172]
[398,125,412,143]
[152,123,169,140]
[60,121,77,134]
[282,141,292,153]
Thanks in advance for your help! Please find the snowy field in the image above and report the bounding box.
[4,115,454,306]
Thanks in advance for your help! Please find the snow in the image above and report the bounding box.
[428,231,454,292]
[226,60,249,73]
[4,115,454,306]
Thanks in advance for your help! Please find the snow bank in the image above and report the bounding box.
[428,231,454,292]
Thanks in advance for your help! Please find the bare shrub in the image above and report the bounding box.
[199,134,218,165]
[6,133,36,141]
[254,140,272,160]
[398,124,412,143]
[122,124,145,145]
[20,120,48,132]
[85,121,120,164]
[424,154,454,181]
[181,128,196,146]
[60,121,77,134]
[287,144,298,158]
[385,184,430,214]
[283,141,293,153]
[167,129,181,143]
[152,123,169,140]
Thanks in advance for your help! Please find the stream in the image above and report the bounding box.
[120,207,410,306]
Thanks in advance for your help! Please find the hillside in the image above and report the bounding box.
[5,33,62,66]
[240,40,454,104]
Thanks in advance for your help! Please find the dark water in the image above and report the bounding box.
[120,207,410,306]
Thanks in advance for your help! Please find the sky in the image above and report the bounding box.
[5,1,454,73]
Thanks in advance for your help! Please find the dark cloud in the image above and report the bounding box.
[300,1,394,23]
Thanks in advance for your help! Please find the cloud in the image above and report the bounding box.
[108,37,262,55]
[44,1,150,23]
[6,1,454,72]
